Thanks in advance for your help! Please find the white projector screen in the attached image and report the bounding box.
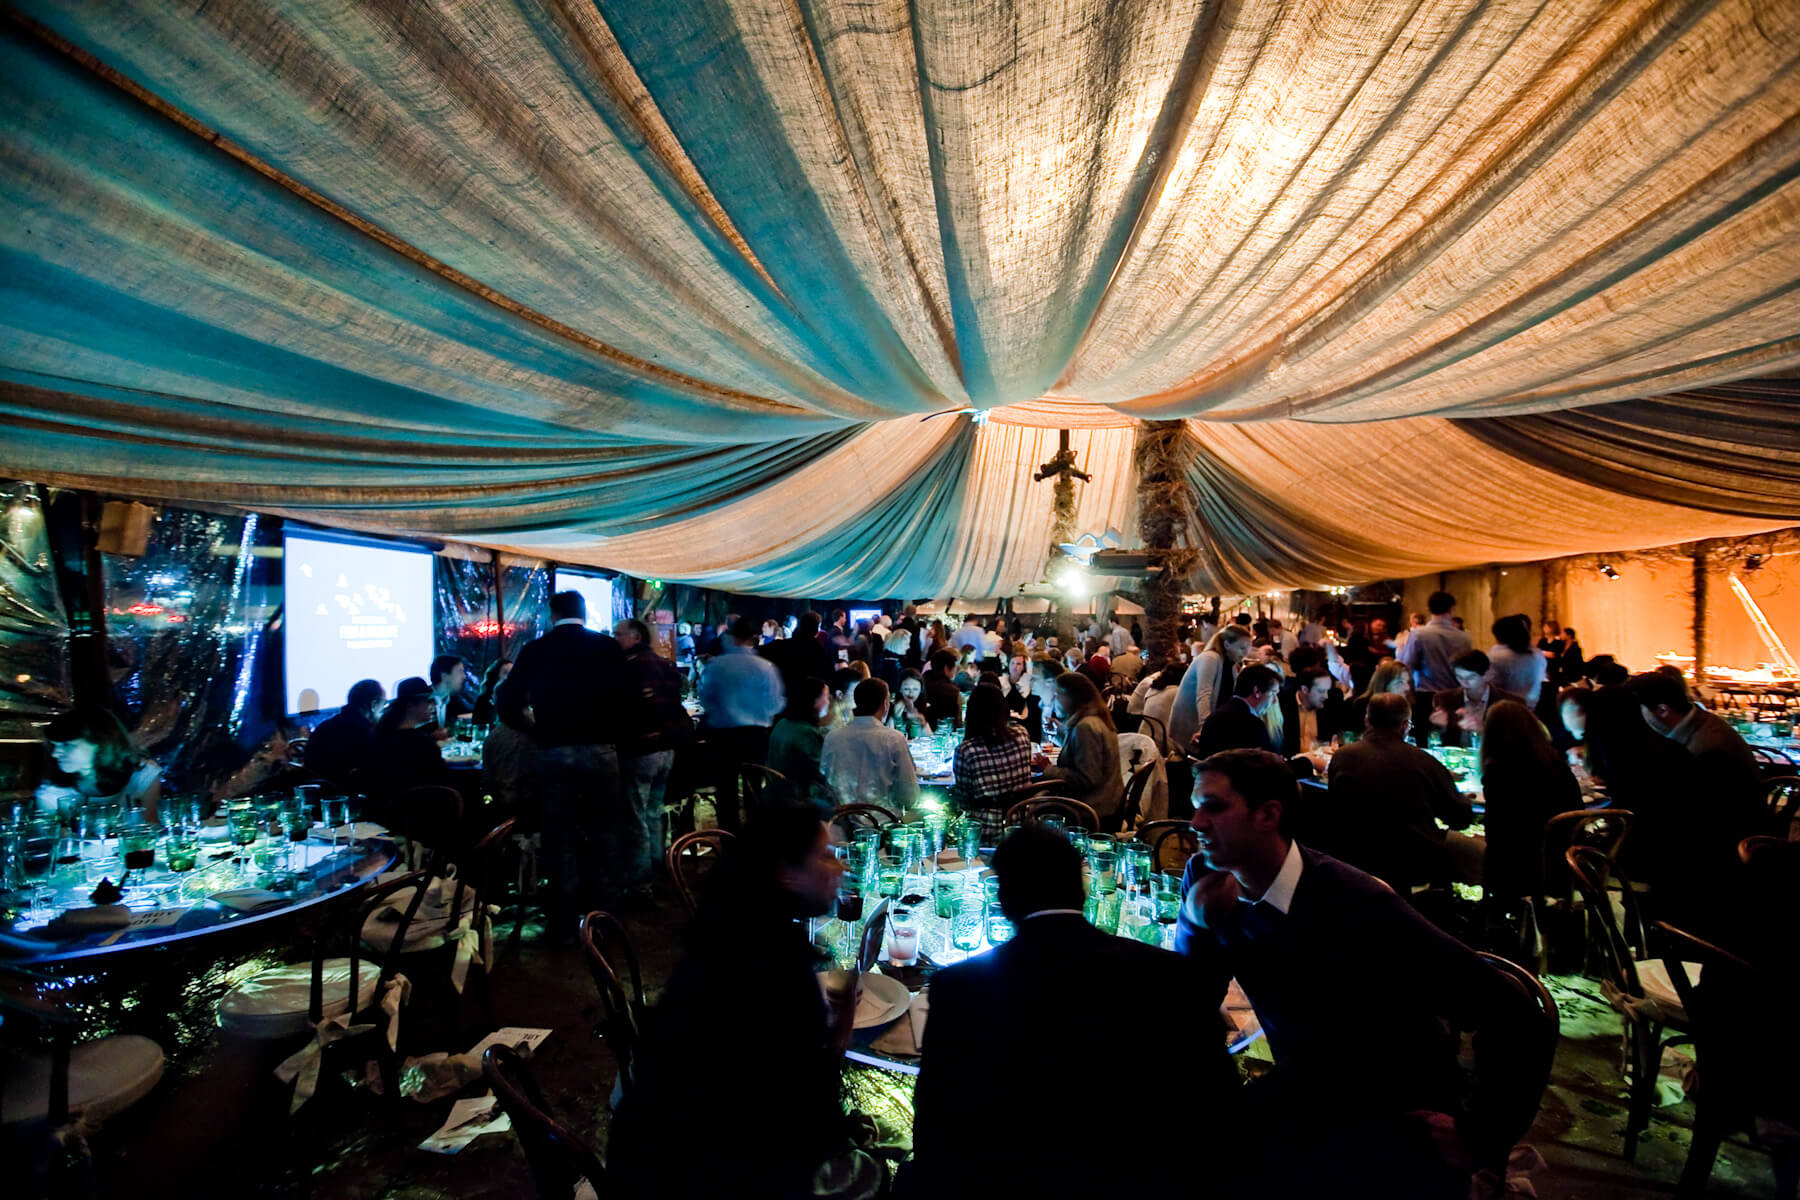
[555,569,616,632]
[284,531,436,714]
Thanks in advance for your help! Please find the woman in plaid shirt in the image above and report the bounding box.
[952,684,1035,843]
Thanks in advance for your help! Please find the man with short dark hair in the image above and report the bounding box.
[1191,663,1279,758]
[1398,591,1471,736]
[1179,748,1534,1195]
[1327,693,1473,888]
[904,825,1236,1198]
[1278,667,1348,757]
[921,649,964,730]
[1627,669,1765,823]
[428,654,473,729]
[698,615,786,832]
[615,617,693,901]
[820,678,918,810]
[306,678,384,783]
[497,591,633,932]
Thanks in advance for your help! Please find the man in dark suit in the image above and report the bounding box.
[1325,693,1474,889]
[1277,667,1350,757]
[496,590,634,936]
[921,649,964,730]
[1178,749,1537,1198]
[1190,663,1279,759]
[305,678,384,784]
[903,825,1237,1199]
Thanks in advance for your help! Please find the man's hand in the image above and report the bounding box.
[1187,868,1242,930]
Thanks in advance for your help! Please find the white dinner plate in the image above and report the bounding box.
[852,971,913,1029]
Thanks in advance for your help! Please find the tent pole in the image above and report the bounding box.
[1692,541,1710,678]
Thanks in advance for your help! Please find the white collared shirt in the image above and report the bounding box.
[1024,908,1084,920]
[1183,838,1305,929]
[553,617,586,628]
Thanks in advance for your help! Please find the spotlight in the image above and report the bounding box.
[1600,564,1620,580]
[1745,554,1764,572]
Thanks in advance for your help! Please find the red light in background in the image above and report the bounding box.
[127,602,164,615]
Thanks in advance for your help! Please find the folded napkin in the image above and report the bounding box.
[42,904,133,938]
[869,990,930,1058]
[209,888,290,914]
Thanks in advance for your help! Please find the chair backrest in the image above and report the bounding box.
[579,912,644,1092]
[1762,774,1800,835]
[1137,819,1198,876]
[482,1044,607,1200]
[1464,953,1561,1174]
[1135,714,1167,755]
[666,828,734,917]
[858,899,891,972]
[310,868,433,1026]
[737,763,788,811]
[1751,746,1796,773]
[388,784,465,857]
[828,803,899,841]
[1118,761,1157,830]
[1540,808,1634,902]
[0,966,78,1124]
[1004,795,1099,831]
[1564,845,1646,1000]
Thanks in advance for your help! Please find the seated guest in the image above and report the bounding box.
[1000,669,1040,741]
[1486,614,1547,710]
[610,808,881,1199]
[888,668,934,736]
[821,679,920,811]
[1172,625,1252,750]
[305,679,384,784]
[921,650,964,730]
[469,658,511,726]
[1178,750,1537,1197]
[1191,664,1281,760]
[903,826,1236,1199]
[1626,669,1765,824]
[428,654,474,729]
[766,677,836,816]
[952,684,1034,842]
[1583,653,1628,688]
[1111,643,1144,685]
[40,706,163,825]
[1078,651,1112,692]
[1444,650,1521,739]
[1477,699,1581,907]
[1134,661,1185,752]
[1326,694,1473,889]
[1278,667,1349,757]
[952,645,983,691]
[1037,672,1124,829]
[1349,658,1412,739]
[370,676,454,800]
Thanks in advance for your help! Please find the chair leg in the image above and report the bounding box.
[1623,1021,1658,1162]
[1676,1103,1724,1200]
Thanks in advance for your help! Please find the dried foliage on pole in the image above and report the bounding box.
[1134,420,1199,667]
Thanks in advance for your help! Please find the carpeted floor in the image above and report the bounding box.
[25,899,1783,1199]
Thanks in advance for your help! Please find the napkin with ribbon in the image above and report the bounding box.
[868,989,930,1058]
[380,974,412,1049]
[447,907,498,993]
[275,1013,376,1113]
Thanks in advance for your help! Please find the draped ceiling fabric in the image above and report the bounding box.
[2,1,1800,597]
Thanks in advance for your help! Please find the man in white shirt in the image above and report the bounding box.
[949,616,986,655]
[1268,619,1300,659]
[1107,615,1132,658]
[821,678,920,811]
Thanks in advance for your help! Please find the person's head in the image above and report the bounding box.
[897,669,924,705]
[613,618,651,653]
[1541,618,1562,641]
[846,660,870,682]
[1233,663,1281,714]
[1190,749,1294,875]
[1054,671,1114,730]
[550,590,587,624]
[729,615,760,646]
[1294,667,1332,712]
[1558,686,1592,740]
[1452,650,1491,695]
[1409,611,1427,627]
[852,677,891,720]
[1009,653,1028,678]
[831,609,848,628]
[1493,614,1533,655]
[1206,624,1253,663]
[1427,591,1456,617]
[346,678,386,721]
[44,706,136,787]
[1369,617,1389,640]
[379,676,435,732]
[1480,699,1555,776]
[1362,658,1409,700]
[1626,670,1693,734]
[676,621,692,637]
[1365,692,1411,736]
[1562,626,1578,645]
[1582,686,1669,789]
[784,676,833,726]
[723,806,842,918]
[962,683,1011,742]
[1585,654,1629,687]
[1232,612,1253,628]
[429,655,467,694]
[761,619,780,640]
[928,649,957,677]
[1153,660,1187,691]
[991,824,1086,922]
[795,610,823,638]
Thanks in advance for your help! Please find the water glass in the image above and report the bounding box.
[933,871,964,919]
[164,829,200,873]
[984,909,1015,946]
[877,865,903,899]
[888,908,920,964]
[955,817,980,862]
[85,854,123,886]
[1154,874,1184,924]
[1089,847,1117,894]
[950,896,985,952]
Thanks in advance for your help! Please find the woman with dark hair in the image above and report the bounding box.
[766,676,835,815]
[1478,700,1582,906]
[953,684,1035,843]
[1038,672,1124,829]
[1487,614,1546,708]
[370,676,453,799]
[469,657,512,726]
[1537,619,1564,682]
[1136,661,1186,753]
[1557,626,1586,685]
[41,706,162,824]
[610,807,880,1199]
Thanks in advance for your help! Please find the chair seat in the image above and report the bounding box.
[217,959,382,1039]
[1,1035,165,1128]
[359,883,478,953]
[1633,958,1701,1022]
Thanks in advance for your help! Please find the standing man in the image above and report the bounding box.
[1397,591,1470,735]
[697,615,785,831]
[497,592,633,937]
[615,617,693,904]
[949,614,986,656]
[1106,612,1132,658]
[428,655,473,730]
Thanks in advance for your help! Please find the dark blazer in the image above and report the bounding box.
[921,671,963,731]
[1277,686,1351,757]
[305,708,375,783]
[495,623,632,748]
[904,913,1236,1199]
[1175,847,1536,1167]
[1191,695,1275,759]
[1326,730,1472,888]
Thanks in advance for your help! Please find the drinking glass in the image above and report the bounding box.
[950,895,984,953]
[887,908,920,964]
[932,871,964,919]
[1040,816,1065,840]
[1091,889,1122,935]
[1154,874,1183,924]
[984,909,1015,946]
[955,817,980,862]
[164,830,200,873]
[981,875,1000,909]
[877,864,903,899]
[121,828,156,875]
[836,870,865,924]
[1089,847,1117,894]
[84,854,123,887]
[230,805,260,850]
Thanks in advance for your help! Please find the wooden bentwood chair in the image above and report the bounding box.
[579,911,646,1098]
[666,828,734,917]
[1004,795,1099,831]
[483,1043,607,1200]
